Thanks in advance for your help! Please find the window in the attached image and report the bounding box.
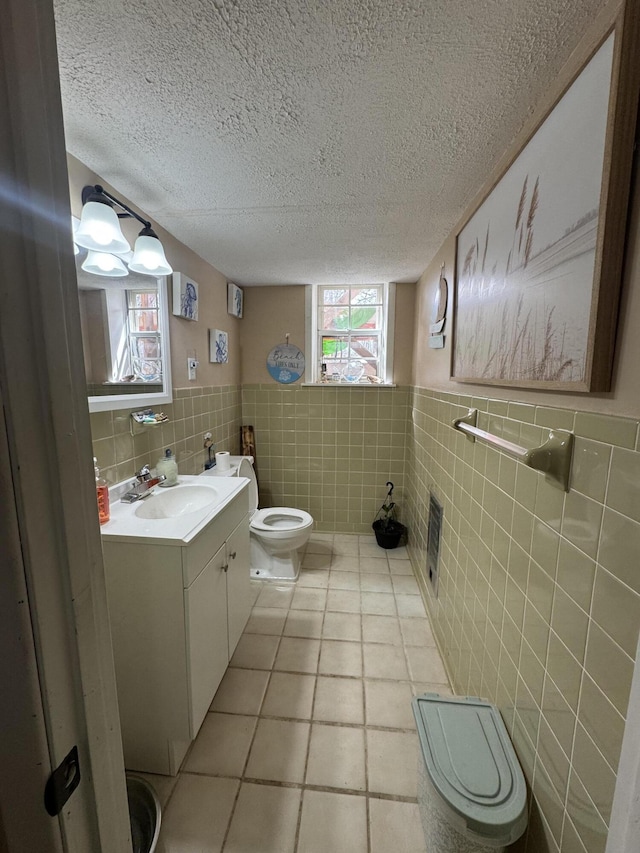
[308,283,394,384]
[126,290,162,382]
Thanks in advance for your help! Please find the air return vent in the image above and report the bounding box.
[427,493,443,596]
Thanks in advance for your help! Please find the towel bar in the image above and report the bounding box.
[452,408,573,492]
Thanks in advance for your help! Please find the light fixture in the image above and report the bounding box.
[81,250,129,277]
[75,185,172,276]
[129,226,173,276]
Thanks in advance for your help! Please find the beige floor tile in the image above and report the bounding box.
[388,559,414,575]
[332,536,360,556]
[328,570,361,590]
[400,617,436,647]
[305,538,333,555]
[158,774,238,853]
[244,607,287,636]
[255,584,295,609]
[360,557,390,574]
[326,589,361,612]
[367,729,418,796]
[369,798,427,853]
[365,680,415,729]
[230,633,280,670]
[274,637,321,673]
[359,541,387,558]
[323,611,362,641]
[306,723,366,791]
[363,643,409,680]
[137,772,177,809]
[412,682,454,697]
[223,782,301,853]
[331,555,360,572]
[362,614,402,645]
[261,672,316,719]
[297,790,368,853]
[405,647,449,684]
[291,586,328,611]
[392,575,421,595]
[361,592,397,616]
[396,595,426,618]
[302,552,332,570]
[297,567,330,587]
[313,675,364,724]
[284,609,324,639]
[210,668,270,715]
[245,718,310,783]
[360,573,393,593]
[248,581,262,606]
[184,713,257,776]
[319,640,363,677]
[389,544,409,558]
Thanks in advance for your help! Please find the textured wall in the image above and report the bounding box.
[405,387,640,853]
[90,385,242,484]
[241,384,408,532]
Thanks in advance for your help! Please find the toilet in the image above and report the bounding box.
[201,456,313,580]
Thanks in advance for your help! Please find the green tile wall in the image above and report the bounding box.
[240,384,409,532]
[90,384,242,484]
[404,386,640,853]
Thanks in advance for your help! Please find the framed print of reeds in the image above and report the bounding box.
[452,3,640,391]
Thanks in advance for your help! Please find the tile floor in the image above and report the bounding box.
[151,533,452,853]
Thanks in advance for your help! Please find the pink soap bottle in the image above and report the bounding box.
[94,457,110,525]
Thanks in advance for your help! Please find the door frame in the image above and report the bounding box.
[0,0,130,849]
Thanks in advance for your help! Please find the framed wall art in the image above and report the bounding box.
[227,282,243,318]
[209,329,229,363]
[172,272,199,321]
[452,5,640,392]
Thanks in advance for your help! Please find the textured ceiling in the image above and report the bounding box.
[54,0,605,285]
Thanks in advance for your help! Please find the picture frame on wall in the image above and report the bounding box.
[209,329,229,363]
[227,282,243,318]
[451,6,640,392]
[172,272,199,321]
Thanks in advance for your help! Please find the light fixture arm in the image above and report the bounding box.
[81,184,153,231]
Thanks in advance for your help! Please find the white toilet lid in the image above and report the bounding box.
[236,457,258,511]
[251,507,313,532]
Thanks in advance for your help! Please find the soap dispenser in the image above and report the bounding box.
[157,448,178,487]
[94,457,110,524]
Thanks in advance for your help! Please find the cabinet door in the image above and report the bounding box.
[226,515,252,656]
[184,544,228,738]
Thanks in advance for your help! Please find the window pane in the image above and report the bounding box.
[129,309,158,332]
[132,336,161,359]
[350,305,381,330]
[128,291,158,309]
[320,306,350,330]
[321,335,349,360]
[351,286,382,305]
[320,287,349,306]
[349,335,379,359]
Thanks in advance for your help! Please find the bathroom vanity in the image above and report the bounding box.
[101,476,251,775]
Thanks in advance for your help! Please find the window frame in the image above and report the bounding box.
[305,283,395,385]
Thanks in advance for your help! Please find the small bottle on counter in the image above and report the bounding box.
[157,448,178,487]
[94,457,110,524]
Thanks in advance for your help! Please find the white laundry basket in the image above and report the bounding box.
[412,694,528,852]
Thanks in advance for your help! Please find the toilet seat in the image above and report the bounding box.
[251,507,313,533]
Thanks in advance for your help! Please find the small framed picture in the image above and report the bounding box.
[172,272,199,321]
[209,329,229,363]
[227,282,243,318]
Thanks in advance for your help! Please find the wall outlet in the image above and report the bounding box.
[187,358,198,381]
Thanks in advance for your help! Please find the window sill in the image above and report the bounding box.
[301,382,397,388]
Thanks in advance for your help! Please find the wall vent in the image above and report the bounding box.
[427,492,443,597]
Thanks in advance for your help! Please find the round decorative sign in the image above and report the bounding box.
[266,343,305,384]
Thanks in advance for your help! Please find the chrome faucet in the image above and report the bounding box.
[121,465,166,502]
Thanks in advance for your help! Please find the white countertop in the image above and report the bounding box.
[100,474,249,546]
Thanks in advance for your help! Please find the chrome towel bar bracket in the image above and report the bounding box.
[452,408,574,492]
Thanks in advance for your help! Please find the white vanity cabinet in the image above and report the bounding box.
[102,488,251,775]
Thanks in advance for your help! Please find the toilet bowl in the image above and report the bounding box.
[201,456,313,580]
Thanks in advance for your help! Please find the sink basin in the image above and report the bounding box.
[134,485,218,519]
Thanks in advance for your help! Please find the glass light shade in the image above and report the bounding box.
[74,201,131,255]
[81,250,129,278]
[128,234,173,276]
